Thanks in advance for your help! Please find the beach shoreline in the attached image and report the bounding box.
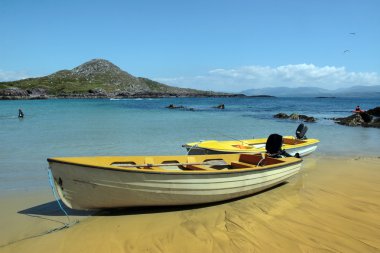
[1,155,379,253]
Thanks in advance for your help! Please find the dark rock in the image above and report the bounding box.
[367,107,380,117]
[299,114,316,123]
[365,118,380,128]
[274,113,289,119]
[274,112,316,122]
[166,104,185,109]
[360,112,373,123]
[214,104,225,109]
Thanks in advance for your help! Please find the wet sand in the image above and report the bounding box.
[1,156,380,253]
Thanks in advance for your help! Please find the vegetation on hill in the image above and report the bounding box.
[0,59,238,99]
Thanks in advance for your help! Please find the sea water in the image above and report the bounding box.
[0,97,379,192]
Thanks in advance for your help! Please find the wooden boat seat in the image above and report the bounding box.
[231,161,255,169]
[283,138,305,145]
[238,154,263,164]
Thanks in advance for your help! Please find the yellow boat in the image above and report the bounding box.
[183,124,319,157]
[183,137,319,156]
[47,153,302,210]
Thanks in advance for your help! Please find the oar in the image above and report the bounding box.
[112,162,215,168]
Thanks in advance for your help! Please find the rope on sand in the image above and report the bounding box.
[0,169,79,248]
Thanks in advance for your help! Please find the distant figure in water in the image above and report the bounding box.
[214,104,225,109]
[355,105,362,112]
[18,109,24,118]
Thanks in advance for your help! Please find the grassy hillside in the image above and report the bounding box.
[0,59,230,98]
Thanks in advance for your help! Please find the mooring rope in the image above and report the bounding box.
[47,167,72,224]
[186,140,204,155]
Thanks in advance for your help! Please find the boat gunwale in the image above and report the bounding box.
[47,157,302,175]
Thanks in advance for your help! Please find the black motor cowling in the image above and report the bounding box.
[266,133,299,158]
[296,123,308,139]
[266,134,283,155]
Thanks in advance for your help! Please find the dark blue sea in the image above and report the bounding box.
[1,97,379,192]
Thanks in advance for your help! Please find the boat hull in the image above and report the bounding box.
[48,156,302,210]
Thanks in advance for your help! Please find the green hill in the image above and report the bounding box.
[0,59,237,99]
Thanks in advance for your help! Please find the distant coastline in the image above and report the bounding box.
[247,95,276,98]
[242,86,380,98]
[0,88,246,100]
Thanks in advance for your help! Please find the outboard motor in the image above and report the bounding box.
[266,134,283,156]
[296,123,308,140]
[266,134,298,158]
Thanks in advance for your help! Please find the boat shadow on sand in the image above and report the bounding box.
[18,182,287,217]
[18,201,94,217]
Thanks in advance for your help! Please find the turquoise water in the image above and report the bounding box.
[1,97,379,192]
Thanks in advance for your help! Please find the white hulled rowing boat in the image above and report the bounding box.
[48,153,302,210]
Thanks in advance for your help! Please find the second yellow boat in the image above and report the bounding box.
[183,124,319,157]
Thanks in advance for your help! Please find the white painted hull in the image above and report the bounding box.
[49,161,301,210]
[286,144,318,157]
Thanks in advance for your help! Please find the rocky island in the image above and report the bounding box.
[333,107,380,128]
[0,59,244,100]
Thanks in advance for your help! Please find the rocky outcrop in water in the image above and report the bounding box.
[166,104,185,109]
[214,104,225,109]
[166,104,195,111]
[274,113,316,122]
[334,108,380,128]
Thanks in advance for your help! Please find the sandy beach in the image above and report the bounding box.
[1,155,380,253]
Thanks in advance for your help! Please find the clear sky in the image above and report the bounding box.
[1,0,379,91]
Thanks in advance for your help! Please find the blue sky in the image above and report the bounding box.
[1,0,379,91]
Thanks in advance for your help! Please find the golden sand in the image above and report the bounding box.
[1,156,380,253]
